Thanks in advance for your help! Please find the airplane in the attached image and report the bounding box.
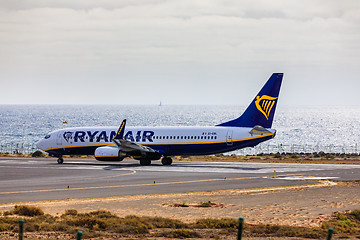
[36,73,283,166]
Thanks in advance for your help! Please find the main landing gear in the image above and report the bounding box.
[161,157,172,166]
[57,157,64,164]
[140,158,151,166]
[139,157,173,166]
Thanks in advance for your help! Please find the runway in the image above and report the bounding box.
[1,157,360,203]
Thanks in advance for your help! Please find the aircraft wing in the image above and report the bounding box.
[112,119,158,154]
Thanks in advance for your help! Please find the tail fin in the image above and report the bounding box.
[217,73,283,128]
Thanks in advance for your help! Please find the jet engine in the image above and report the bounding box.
[94,146,127,161]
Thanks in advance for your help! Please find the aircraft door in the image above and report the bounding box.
[57,132,62,145]
[226,130,233,146]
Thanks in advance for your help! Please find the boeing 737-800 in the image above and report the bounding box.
[36,73,283,165]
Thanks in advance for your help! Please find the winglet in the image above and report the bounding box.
[114,119,126,140]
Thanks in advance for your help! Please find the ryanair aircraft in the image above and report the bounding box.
[36,73,283,166]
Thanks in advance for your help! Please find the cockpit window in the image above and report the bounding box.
[44,135,51,139]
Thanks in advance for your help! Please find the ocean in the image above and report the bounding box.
[1,105,360,155]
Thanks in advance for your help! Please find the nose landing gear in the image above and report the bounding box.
[57,157,64,164]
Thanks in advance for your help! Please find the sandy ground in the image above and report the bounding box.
[2,181,360,239]
[1,181,360,228]
[1,155,360,239]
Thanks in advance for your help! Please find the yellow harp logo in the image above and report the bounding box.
[255,95,278,120]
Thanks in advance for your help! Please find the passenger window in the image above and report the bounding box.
[181,136,183,139]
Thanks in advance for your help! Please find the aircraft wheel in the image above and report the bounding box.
[57,158,64,164]
[161,157,172,166]
[140,158,151,166]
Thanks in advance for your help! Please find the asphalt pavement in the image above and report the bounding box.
[1,157,360,203]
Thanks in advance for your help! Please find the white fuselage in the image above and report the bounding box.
[36,125,275,156]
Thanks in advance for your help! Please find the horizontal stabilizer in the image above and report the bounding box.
[249,125,273,136]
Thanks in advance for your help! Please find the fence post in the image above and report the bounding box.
[77,231,83,240]
[237,217,244,240]
[327,228,333,240]
[355,143,358,154]
[19,219,24,240]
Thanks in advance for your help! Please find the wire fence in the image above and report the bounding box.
[0,142,38,155]
[236,143,359,155]
[0,142,359,156]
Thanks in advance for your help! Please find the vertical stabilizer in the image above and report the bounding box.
[217,73,283,128]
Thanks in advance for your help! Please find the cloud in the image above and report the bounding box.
[0,0,359,104]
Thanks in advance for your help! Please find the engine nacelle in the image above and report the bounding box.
[94,146,126,161]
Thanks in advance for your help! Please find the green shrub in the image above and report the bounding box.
[321,209,360,235]
[31,150,45,157]
[199,201,212,207]
[13,205,44,217]
[195,218,237,229]
[247,224,325,239]
[119,215,152,233]
[64,209,78,216]
[350,209,360,220]
[144,216,189,228]
[4,211,12,217]
[156,229,201,238]
[88,210,117,219]
[173,201,189,207]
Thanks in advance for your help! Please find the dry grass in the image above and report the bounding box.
[322,209,360,237]
[2,205,360,239]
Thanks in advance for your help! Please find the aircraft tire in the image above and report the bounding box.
[57,158,64,164]
[161,157,172,166]
[140,158,151,166]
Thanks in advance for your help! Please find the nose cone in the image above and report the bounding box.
[36,139,45,150]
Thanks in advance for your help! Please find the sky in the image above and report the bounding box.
[0,0,359,106]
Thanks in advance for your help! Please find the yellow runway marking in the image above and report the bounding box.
[0,176,265,195]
